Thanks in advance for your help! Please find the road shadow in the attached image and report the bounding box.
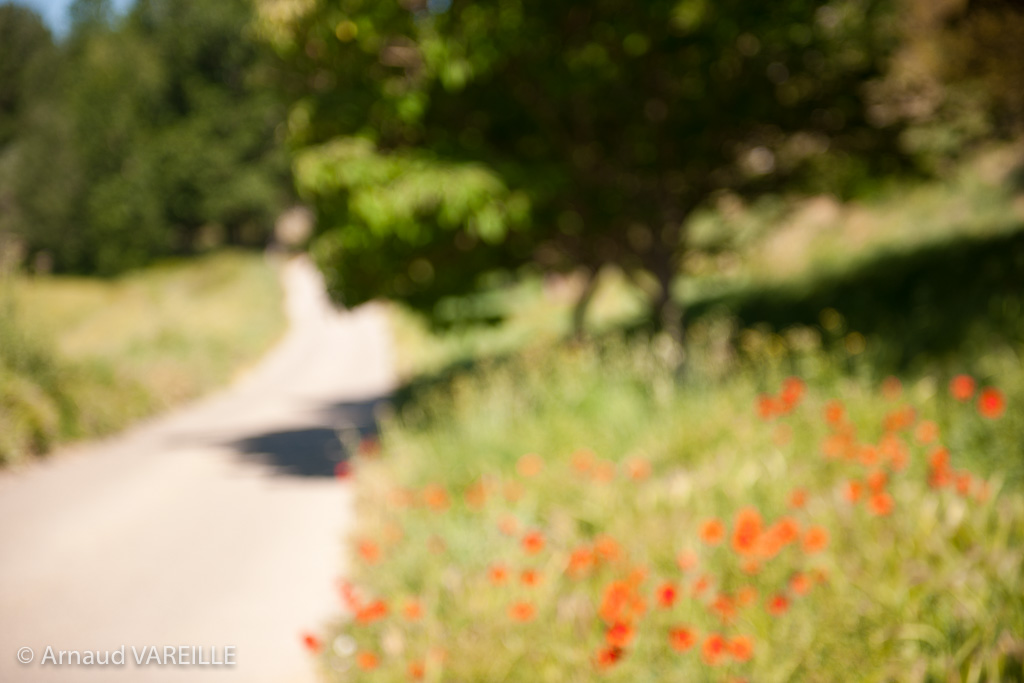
[228,397,390,477]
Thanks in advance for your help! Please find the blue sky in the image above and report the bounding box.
[12,0,135,37]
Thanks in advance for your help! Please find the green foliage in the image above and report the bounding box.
[267,0,908,326]
[324,337,1024,681]
[0,251,286,465]
[0,0,290,275]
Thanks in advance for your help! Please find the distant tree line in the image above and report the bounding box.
[0,0,290,275]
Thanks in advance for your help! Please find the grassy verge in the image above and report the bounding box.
[310,150,1024,680]
[317,336,1024,681]
[0,250,285,465]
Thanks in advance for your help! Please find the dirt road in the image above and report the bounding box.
[0,256,393,682]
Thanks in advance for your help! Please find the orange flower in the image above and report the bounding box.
[489,564,509,585]
[567,546,593,577]
[333,461,352,479]
[731,507,763,556]
[692,574,712,596]
[740,558,761,576]
[498,515,520,536]
[955,471,972,496]
[464,481,488,509]
[676,549,698,571]
[824,400,845,424]
[301,632,322,653]
[950,374,976,402]
[858,445,879,466]
[355,599,388,624]
[606,621,635,648]
[822,433,851,459]
[594,535,622,562]
[508,601,536,622]
[422,484,450,511]
[624,456,652,480]
[699,518,725,545]
[929,447,950,471]
[844,480,863,503]
[767,594,789,616]
[593,461,617,483]
[780,376,806,408]
[408,660,425,680]
[656,582,678,608]
[357,540,381,564]
[595,646,623,668]
[788,488,807,509]
[737,586,758,606]
[868,491,893,516]
[701,633,728,665]
[914,420,939,445]
[521,569,542,587]
[711,594,736,623]
[789,573,811,596]
[403,600,423,620]
[757,394,778,420]
[521,531,545,555]
[728,635,754,662]
[668,626,697,652]
[978,387,1006,419]
[866,469,887,494]
[571,449,595,475]
[802,526,829,553]
[356,652,379,670]
[517,453,544,477]
[600,580,646,623]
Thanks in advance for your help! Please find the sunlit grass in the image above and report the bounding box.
[312,334,1024,681]
[0,250,285,464]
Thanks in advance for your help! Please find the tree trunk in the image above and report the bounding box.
[572,268,599,341]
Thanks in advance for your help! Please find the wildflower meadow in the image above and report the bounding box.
[303,334,1024,682]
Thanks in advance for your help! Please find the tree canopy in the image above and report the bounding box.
[263,0,909,336]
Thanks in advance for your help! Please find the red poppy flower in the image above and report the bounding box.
[731,507,763,556]
[676,549,697,572]
[728,635,754,662]
[521,531,545,555]
[737,586,758,606]
[571,449,595,475]
[357,540,381,564]
[594,535,621,562]
[403,600,423,620]
[517,453,544,477]
[702,633,727,665]
[692,575,712,596]
[866,469,887,494]
[301,632,322,653]
[656,582,678,608]
[668,626,697,652]
[699,518,725,545]
[929,447,950,471]
[356,652,379,670]
[955,471,972,496]
[464,481,488,509]
[844,480,863,503]
[521,569,542,587]
[711,594,736,623]
[824,400,845,424]
[606,621,635,648]
[788,488,807,509]
[767,594,789,616]
[780,376,806,408]
[567,546,593,577]
[489,565,509,585]
[757,395,778,420]
[355,599,388,624]
[978,388,1006,419]
[408,660,425,680]
[868,491,893,516]
[595,645,623,668]
[802,526,829,553]
[508,601,536,622]
[789,573,811,596]
[914,420,939,445]
[950,374,976,402]
[422,484,450,511]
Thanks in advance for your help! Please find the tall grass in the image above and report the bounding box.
[0,250,285,465]
[316,333,1024,681]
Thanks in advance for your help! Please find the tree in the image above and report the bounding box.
[261,0,908,341]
